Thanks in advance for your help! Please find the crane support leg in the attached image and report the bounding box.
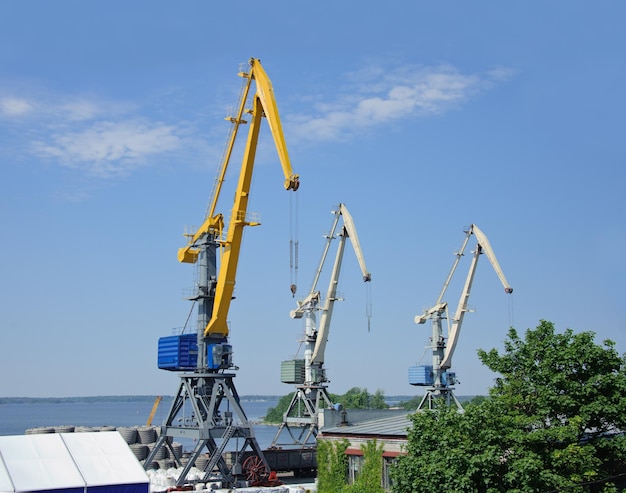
[416,387,464,412]
[270,384,333,449]
[143,372,268,487]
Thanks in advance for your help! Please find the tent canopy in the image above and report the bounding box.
[0,432,148,493]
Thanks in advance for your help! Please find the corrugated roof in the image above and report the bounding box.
[320,412,413,438]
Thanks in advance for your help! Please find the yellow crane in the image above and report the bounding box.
[149,58,299,487]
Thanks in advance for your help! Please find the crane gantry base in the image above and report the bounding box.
[143,371,268,487]
[417,386,464,412]
[270,384,334,449]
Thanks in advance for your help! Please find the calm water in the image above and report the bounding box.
[0,398,280,450]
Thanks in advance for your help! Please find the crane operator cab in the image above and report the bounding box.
[208,342,233,370]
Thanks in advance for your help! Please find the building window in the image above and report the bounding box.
[347,454,364,484]
[382,457,397,491]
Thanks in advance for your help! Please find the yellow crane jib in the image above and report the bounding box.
[243,58,300,192]
[145,396,162,426]
[177,58,299,340]
[177,58,298,267]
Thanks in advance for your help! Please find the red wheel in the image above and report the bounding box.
[242,455,269,483]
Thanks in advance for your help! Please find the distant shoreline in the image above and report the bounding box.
[0,395,286,404]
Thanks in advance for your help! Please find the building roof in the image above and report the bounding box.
[320,412,413,438]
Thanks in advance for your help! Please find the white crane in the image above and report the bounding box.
[411,224,512,411]
[271,203,371,448]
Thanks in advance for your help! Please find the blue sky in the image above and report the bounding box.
[1,2,624,398]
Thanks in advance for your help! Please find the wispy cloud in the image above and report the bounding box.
[288,63,514,142]
[1,92,185,179]
[0,97,34,117]
[32,119,182,178]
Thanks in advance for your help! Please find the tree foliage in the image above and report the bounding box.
[391,399,519,492]
[317,438,385,493]
[391,320,626,493]
[263,392,295,423]
[336,387,389,410]
[479,321,626,436]
[317,438,349,493]
[346,439,385,493]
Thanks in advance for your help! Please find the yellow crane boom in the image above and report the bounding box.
[178,58,299,339]
[145,396,162,426]
[178,58,299,264]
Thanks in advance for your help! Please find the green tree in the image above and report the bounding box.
[396,394,422,410]
[346,440,385,493]
[317,438,349,493]
[340,387,369,408]
[317,439,385,493]
[339,387,389,410]
[391,400,513,492]
[479,321,626,437]
[264,392,295,423]
[479,320,626,491]
[391,321,626,493]
[369,389,389,410]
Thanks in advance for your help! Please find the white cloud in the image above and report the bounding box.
[290,63,511,142]
[0,97,34,116]
[33,120,182,178]
[0,90,185,180]
[0,95,111,121]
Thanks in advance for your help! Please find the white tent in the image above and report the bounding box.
[0,432,149,493]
